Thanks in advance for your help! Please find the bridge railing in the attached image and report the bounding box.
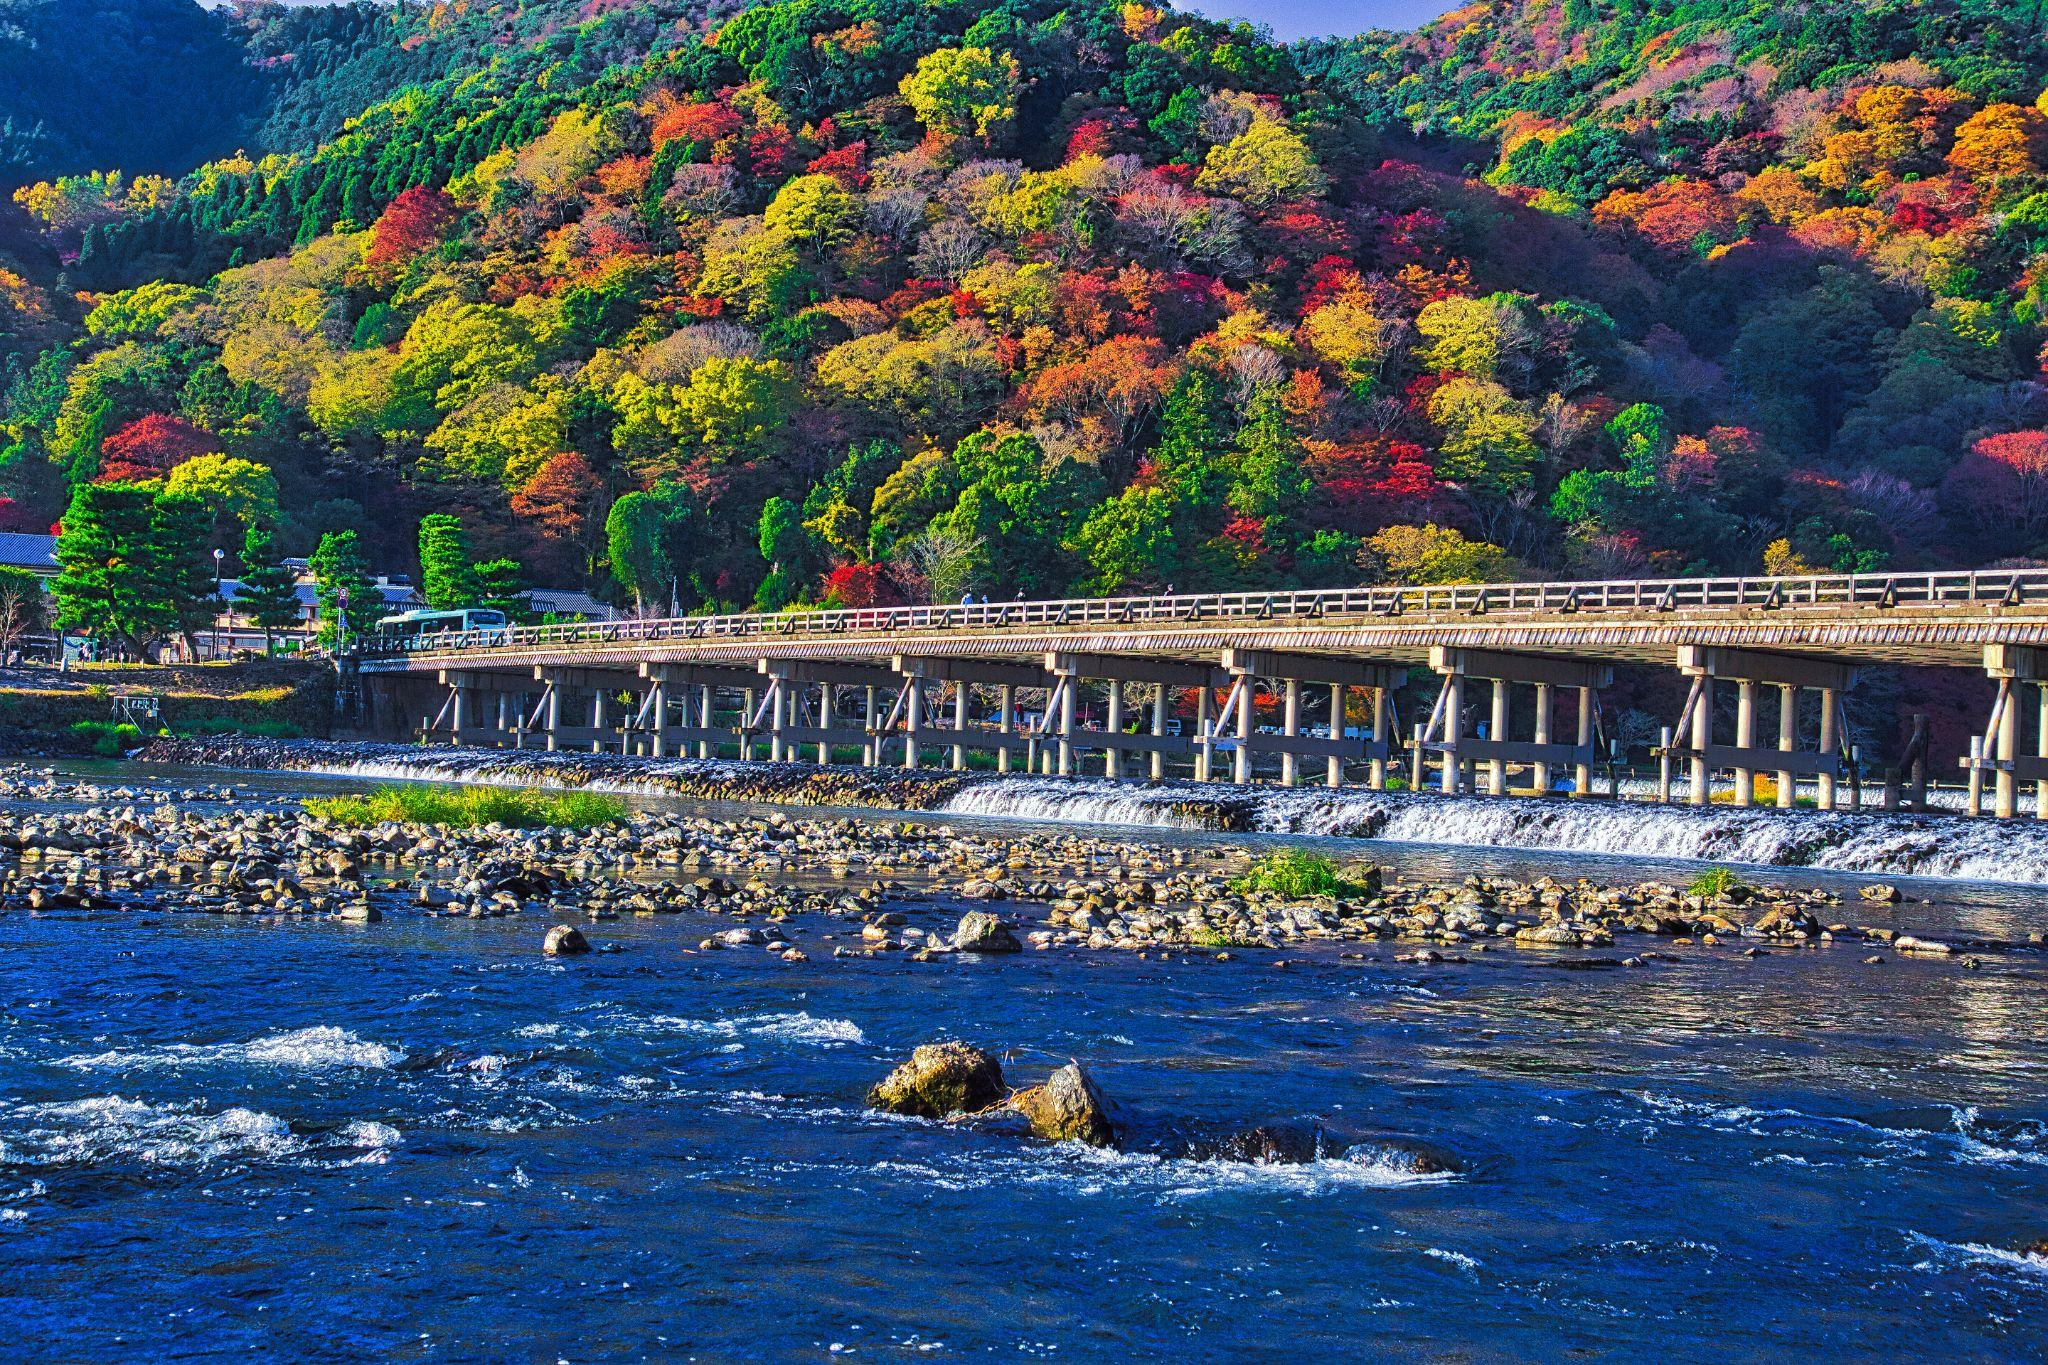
[362,568,2048,659]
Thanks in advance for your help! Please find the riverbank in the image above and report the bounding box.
[0,660,332,755]
[140,735,2048,884]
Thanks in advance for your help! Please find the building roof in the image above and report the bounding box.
[0,532,58,574]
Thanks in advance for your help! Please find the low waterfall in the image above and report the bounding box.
[138,738,2048,886]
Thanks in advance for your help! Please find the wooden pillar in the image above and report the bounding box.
[863,685,879,767]
[2035,685,2047,819]
[1909,713,1928,811]
[1280,678,1300,787]
[1531,682,1552,795]
[1057,677,1077,776]
[1733,679,1755,807]
[1488,678,1509,795]
[766,681,786,762]
[952,682,968,772]
[1777,685,1796,808]
[1994,678,2016,818]
[903,678,922,770]
[1441,673,1463,795]
[741,687,755,761]
[1332,683,1350,789]
[1365,687,1386,790]
[1689,677,1712,806]
[1657,726,1674,804]
[1574,686,1592,795]
[1196,689,1213,782]
[998,684,1015,774]
[1818,687,1840,812]
[1105,681,1125,780]
[1232,679,1253,785]
[1150,684,1167,782]
[544,684,561,752]
[1967,734,1985,817]
[818,683,835,765]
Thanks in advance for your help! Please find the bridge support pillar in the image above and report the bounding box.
[1425,649,1609,798]
[1669,647,1854,810]
[1966,645,2048,817]
[1218,650,1397,789]
[434,669,532,747]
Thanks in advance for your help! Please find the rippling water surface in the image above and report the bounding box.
[4,767,2047,1360]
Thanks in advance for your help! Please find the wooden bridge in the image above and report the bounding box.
[354,569,2048,818]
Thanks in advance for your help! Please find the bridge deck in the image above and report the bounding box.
[359,570,2048,675]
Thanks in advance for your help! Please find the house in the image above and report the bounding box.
[524,586,613,621]
[0,532,58,578]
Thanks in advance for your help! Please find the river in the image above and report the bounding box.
[1,757,2045,1360]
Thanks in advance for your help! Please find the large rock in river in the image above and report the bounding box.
[1009,1062,1115,1147]
[543,924,590,956]
[952,911,1021,954]
[868,1042,1005,1118]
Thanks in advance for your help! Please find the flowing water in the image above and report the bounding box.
[3,757,2047,1360]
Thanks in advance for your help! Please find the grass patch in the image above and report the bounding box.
[1230,849,1367,898]
[304,784,626,830]
[1687,866,1740,898]
[1189,925,1259,949]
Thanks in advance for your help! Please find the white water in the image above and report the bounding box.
[157,739,2048,885]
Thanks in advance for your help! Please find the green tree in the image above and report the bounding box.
[1070,486,1180,593]
[152,490,215,655]
[237,523,301,656]
[472,558,526,618]
[51,482,164,654]
[309,529,379,649]
[754,495,809,610]
[1227,389,1312,522]
[1151,369,1230,516]
[898,47,1022,142]
[417,513,478,610]
[605,491,671,613]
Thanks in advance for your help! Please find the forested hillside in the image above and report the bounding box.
[10,0,2048,642]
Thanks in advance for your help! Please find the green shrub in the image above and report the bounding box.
[304,783,626,830]
[1687,866,1739,898]
[1230,849,1368,898]
[69,720,144,756]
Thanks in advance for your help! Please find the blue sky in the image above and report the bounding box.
[1186,0,1450,40]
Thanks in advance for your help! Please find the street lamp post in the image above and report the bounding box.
[211,547,225,661]
[336,586,350,657]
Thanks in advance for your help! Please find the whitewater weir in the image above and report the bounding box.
[145,737,2048,885]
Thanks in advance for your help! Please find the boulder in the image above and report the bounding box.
[952,911,1022,954]
[1009,1062,1115,1147]
[1514,923,1582,947]
[543,924,590,956]
[1195,1124,1323,1164]
[1860,883,1901,903]
[868,1042,1005,1119]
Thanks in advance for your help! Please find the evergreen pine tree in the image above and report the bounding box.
[151,491,215,656]
[417,513,477,609]
[238,523,302,656]
[51,482,166,656]
[309,529,379,649]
